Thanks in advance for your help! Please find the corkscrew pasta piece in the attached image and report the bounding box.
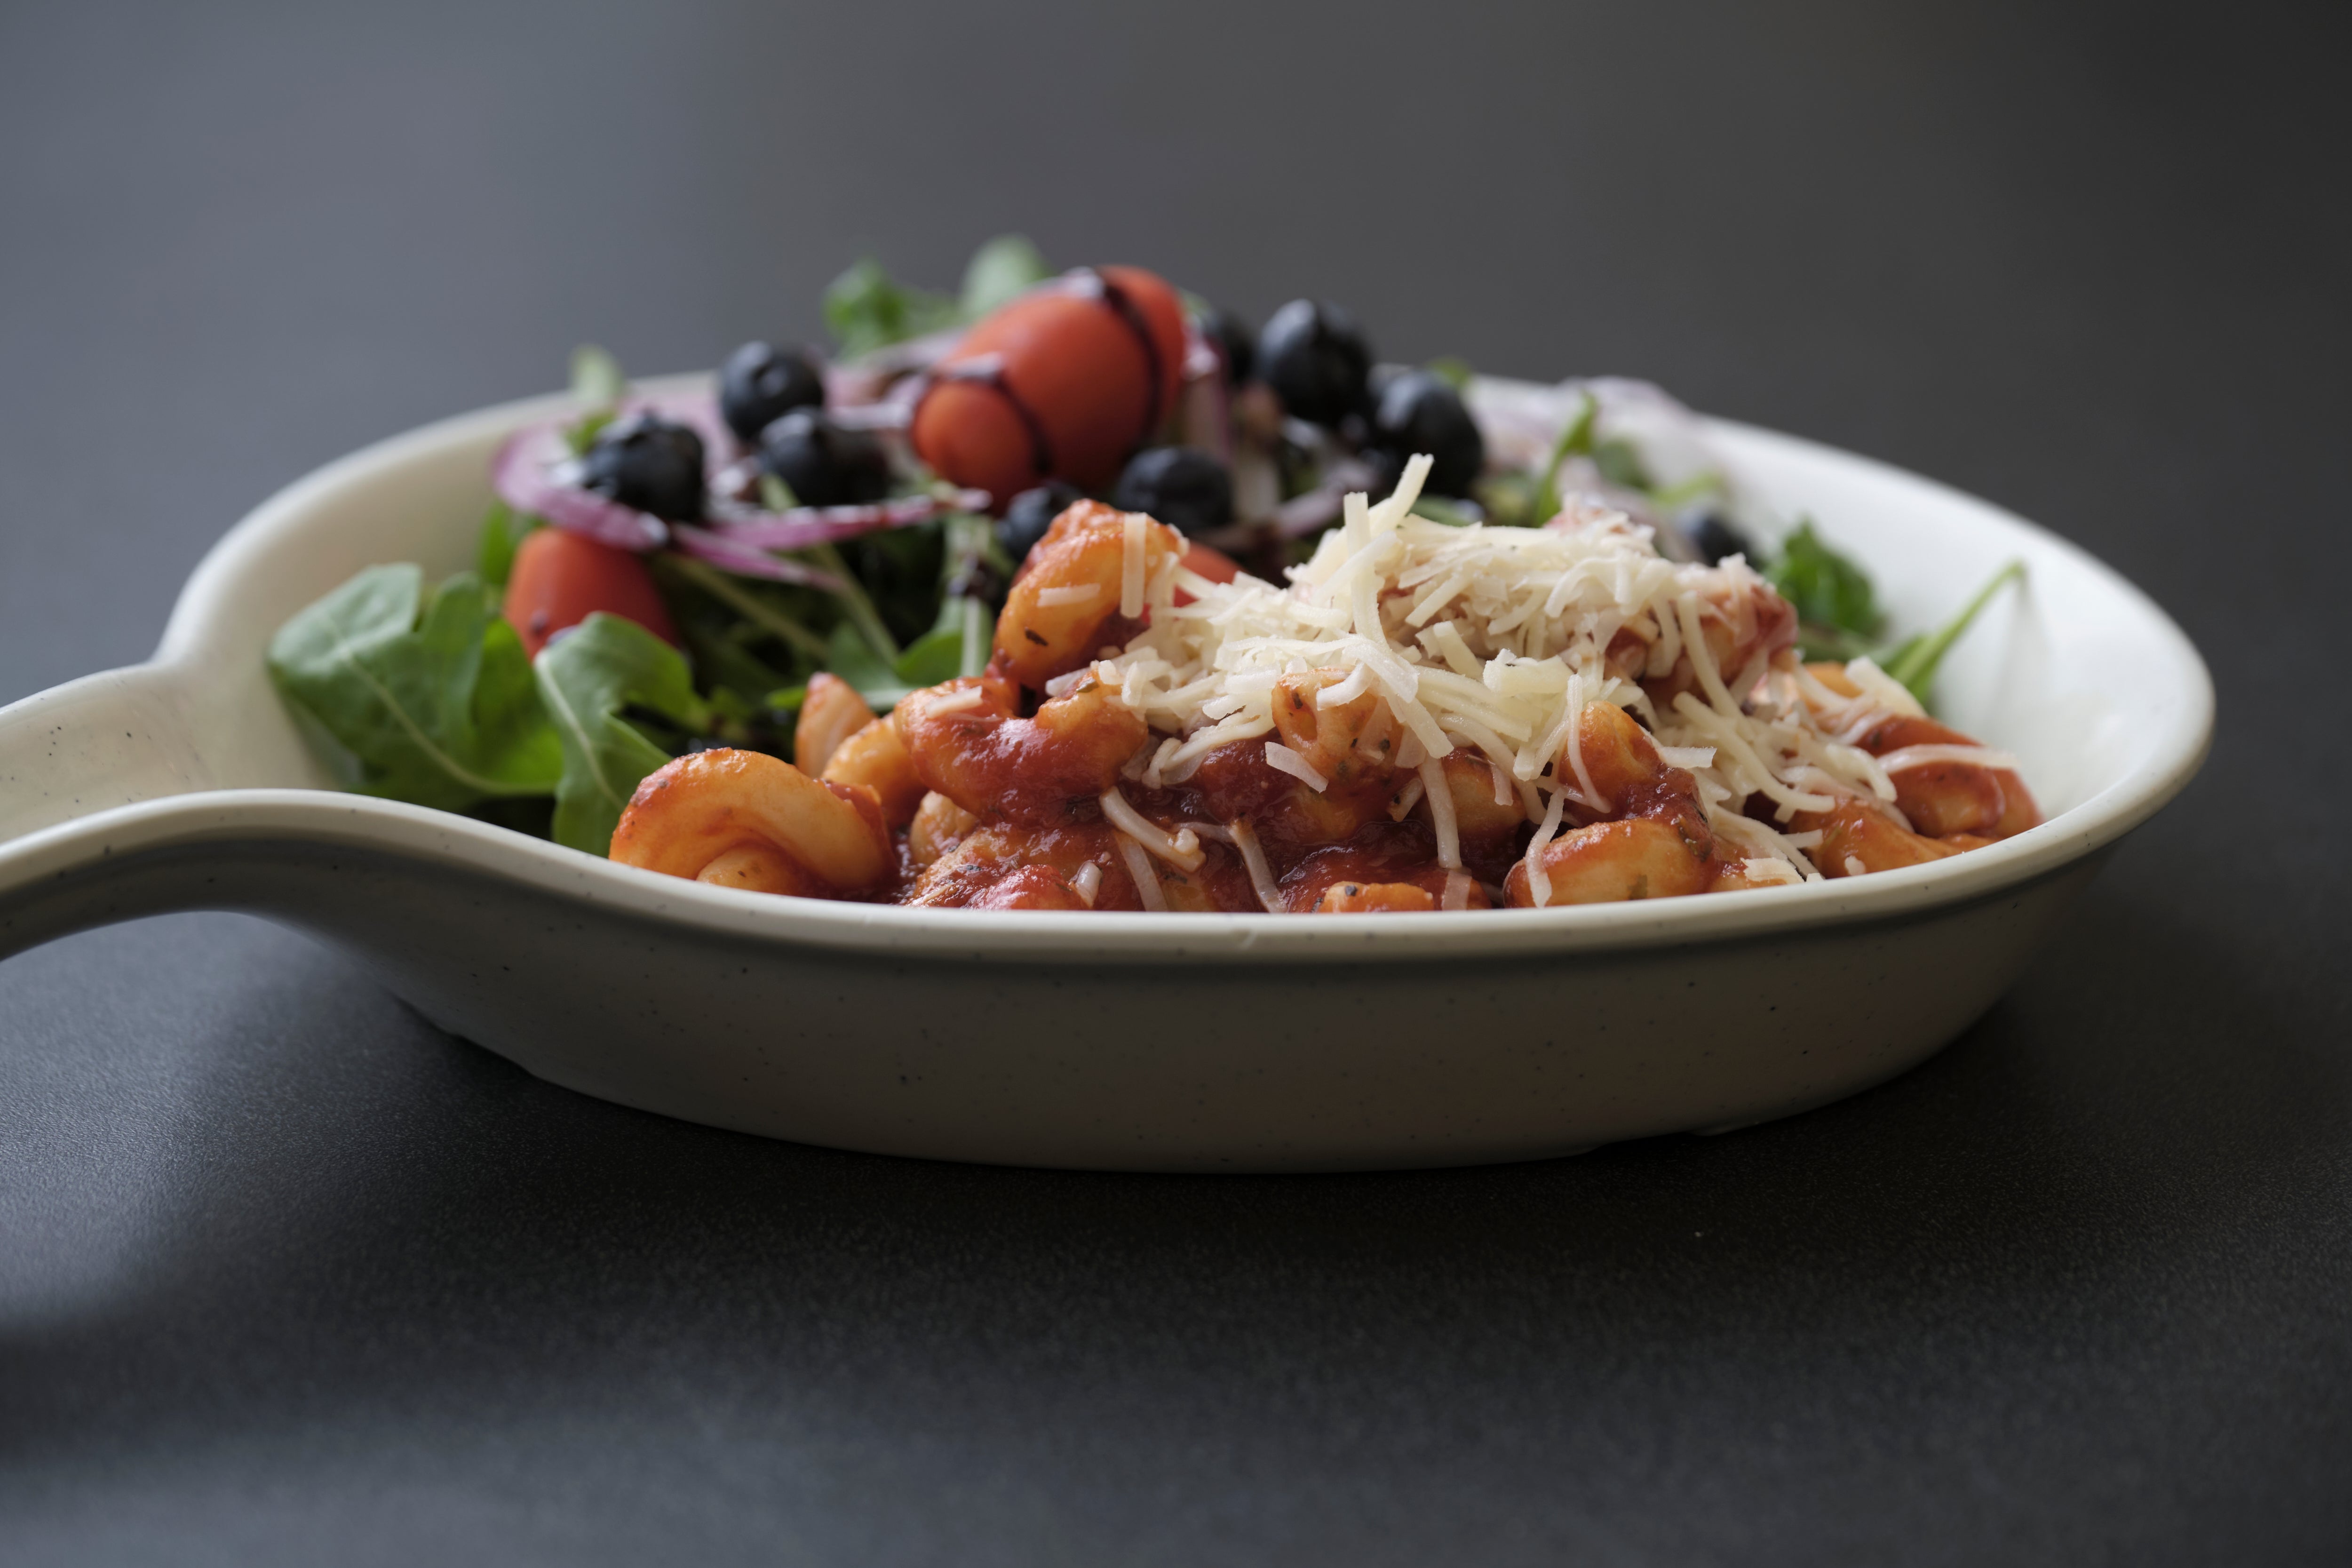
[895,673,1147,825]
[991,500,1182,689]
[610,748,892,898]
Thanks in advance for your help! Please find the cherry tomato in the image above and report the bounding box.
[503,527,678,657]
[912,265,1188,502]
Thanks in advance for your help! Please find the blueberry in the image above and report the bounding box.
[581,413,707,521]
[1368,369,1485,497]
[1255,299,1372,426]
[719,341,824,445]
[997,481,1083,565]
[1687,513,1756,566]
[758,408,890,508]
[1113,446,1233,534]
[1192,305,1254,387]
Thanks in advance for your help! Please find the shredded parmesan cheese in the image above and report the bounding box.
[1046,476,1983,893]
[1264,741,1328,792]
[1873,744,2020,774]
[1070,861,1103,907]
[1116,833,1170,911]
[1036,583,1104,609]
[1843,656,1925,718]
[1419,756,1461,869]
[924,688,986,717]
[1099,788,1206,871]
[1225,818,1287,913]
[1522,784,1568,908]
[1120,510,1148,618]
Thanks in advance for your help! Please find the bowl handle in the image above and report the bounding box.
[0,663,235,957]
[0,664,217,847]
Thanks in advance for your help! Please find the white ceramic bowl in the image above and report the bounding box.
[0,380,2212,1170]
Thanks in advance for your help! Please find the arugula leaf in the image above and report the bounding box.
[269,565,562,811]
[816,621,908,711]
[1527,393,1598,526]
[1880,560,2025,704]
[564,344,628,454]
[676,612,802,715]
[570,343,626,407]
[532,614,710,854]
[1408,493,1483,527]
[945,595,996,679]
[824,258,960,358]
[1751,524,2019,700]
[806,541,901,659]
[1473,469,1541,528]
[802,592,993,716]
[475,499,539,588]
[470,613,560,786]
[656,553,830,662]
[905,589,997,686]
[1764,521,1884,655]
[959,234,1049,320]
[836,516,951,646]
[891,623,969,690]
[821,236,1043,360]
[1649,470,1726,510]
[1593,437,1652,491]
[1424,357,1475,394]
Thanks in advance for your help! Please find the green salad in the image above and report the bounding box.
[270,236,2017,857]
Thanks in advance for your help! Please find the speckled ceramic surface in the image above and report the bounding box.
[0,381,2212,1170]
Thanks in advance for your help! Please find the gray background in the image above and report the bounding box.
[2,0,2346,1562]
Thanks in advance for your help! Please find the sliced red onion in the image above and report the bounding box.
[669,525,848,590]
[1175,322,1233,465]
[630,386,738,456]
[491,385,749,554]
[1271,457,1385,539]
[1273,486,1344,539]
[1182,325,1223,382]
[493,379,974,567]
[825,400,915,432]
[823,329,961,408]
[490,424,668,551]
[706,489,993,550]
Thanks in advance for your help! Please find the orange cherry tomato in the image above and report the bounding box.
[912,265,1188,503]
[503,527,678,657]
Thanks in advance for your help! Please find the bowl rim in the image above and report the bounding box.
[9,380,2212,966]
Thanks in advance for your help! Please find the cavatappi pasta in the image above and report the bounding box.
[611,457,2039,913]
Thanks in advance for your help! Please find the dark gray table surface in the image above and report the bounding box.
[3,1,2346,1562]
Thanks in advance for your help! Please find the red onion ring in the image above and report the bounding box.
[490,422,669,552]
[669,525,848,590]
[490,389,749,554]
[493,382,978,572]
[706,489,993,550]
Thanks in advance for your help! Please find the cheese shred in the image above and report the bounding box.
[1120,511,1148,619]
[1116,833,1170,911]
